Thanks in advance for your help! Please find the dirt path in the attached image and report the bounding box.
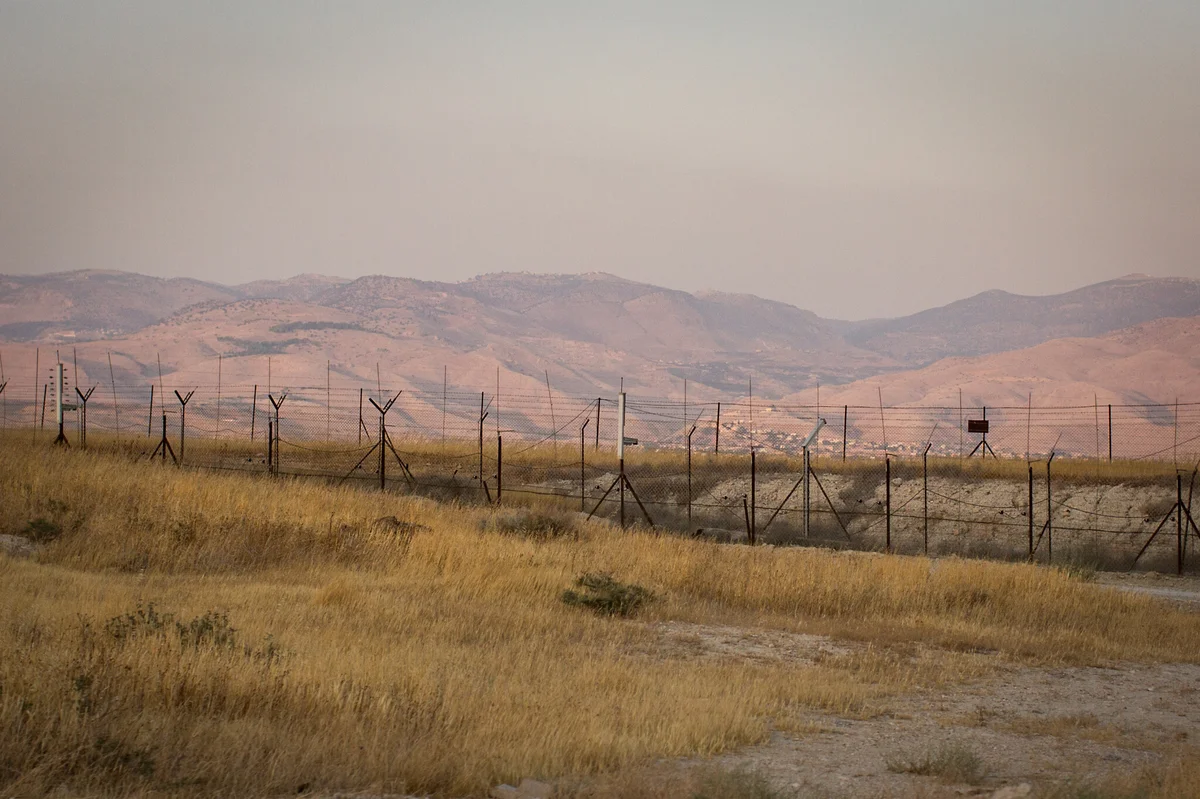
[1097,572,1200,608]
[702,660,1200,797]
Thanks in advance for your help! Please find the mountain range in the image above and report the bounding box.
[0,270,1196,406]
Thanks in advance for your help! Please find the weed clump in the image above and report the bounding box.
[887,742,987,784]
[691,764,796,799]
[103,602,282,662]
[23,517,63,542]
[562,573,653,618]
[485,509,578,540]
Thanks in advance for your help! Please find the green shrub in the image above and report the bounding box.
[562,573,653,618]
[23,517,63,543]
[886,742,987,784]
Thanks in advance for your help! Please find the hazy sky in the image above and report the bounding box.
[2,2,1198,319]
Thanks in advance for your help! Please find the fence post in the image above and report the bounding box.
[923,443,931,555]
[595,398,600,451]
[580,420,589,512]
[842,405,848,462]
[715,402,721,454]
[478,392,485,497]
[1108,404,1113,462]
[496,435,502,505]
[1179,473,1185,576]
[379,413,386,491]
[885,456,892,553]
[267,419,273,474]
[803,446,810,538]
[750,448,756,544]
[251,385,257,441]
[687,426,695,527]
[147,384,153,437]
[1046,454,1054,563]
[1028,464,1034,562]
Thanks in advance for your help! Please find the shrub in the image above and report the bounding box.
[886,742,987,784]
[691,764,797,799]
[485,509,578,540]
[23,517,63,543]
[562,573,653,618]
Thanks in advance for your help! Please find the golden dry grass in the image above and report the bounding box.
[1,439,1199,796]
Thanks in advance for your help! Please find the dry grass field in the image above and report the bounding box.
[2,438,1199,797]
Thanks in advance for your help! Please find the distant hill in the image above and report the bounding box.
[0,269,1198,402]
[842,275,1200,365]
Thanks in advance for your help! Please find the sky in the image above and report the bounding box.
[1,2,1198,320]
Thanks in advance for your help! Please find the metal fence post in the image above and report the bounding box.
[496,435,502,505]
[715,402,721,454]
[803,446,811,538]
[379,412,386,491]
[1046,454,1054,563]
[842,405,848,462]
[885,456,892,553]
[924,443,931,555]
[1179,473,1185,576]
[1028,464,1034,562]
[580,419,589,511]
[687,425,694,527]
[750,448,756,544]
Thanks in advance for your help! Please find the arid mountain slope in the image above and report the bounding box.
[786,316,1200,409]
[843,275,1200,365]
[1,270,1198,402]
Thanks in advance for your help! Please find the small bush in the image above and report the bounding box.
[562,573,653,618]
[691,764,796,799]
[23,517,63,543]
[485,509,578,540]
[887,742,987,784]
[103,603,283,663]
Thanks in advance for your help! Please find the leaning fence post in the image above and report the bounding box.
[250,384,257,441]
[885,456,892,553]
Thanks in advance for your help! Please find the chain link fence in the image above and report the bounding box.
[2,371,1198,574]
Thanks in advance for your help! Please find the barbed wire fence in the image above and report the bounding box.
[2,363,1198,575]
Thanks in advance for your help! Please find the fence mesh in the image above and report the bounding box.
[2,371,1198,574]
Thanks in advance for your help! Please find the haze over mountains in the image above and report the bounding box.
[0,270,1196,405]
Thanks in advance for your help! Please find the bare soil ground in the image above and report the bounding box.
[699,657,1199,797]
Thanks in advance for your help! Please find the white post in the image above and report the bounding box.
[55,362,64,427]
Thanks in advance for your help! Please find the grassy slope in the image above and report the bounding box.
[2,441,1199,796]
